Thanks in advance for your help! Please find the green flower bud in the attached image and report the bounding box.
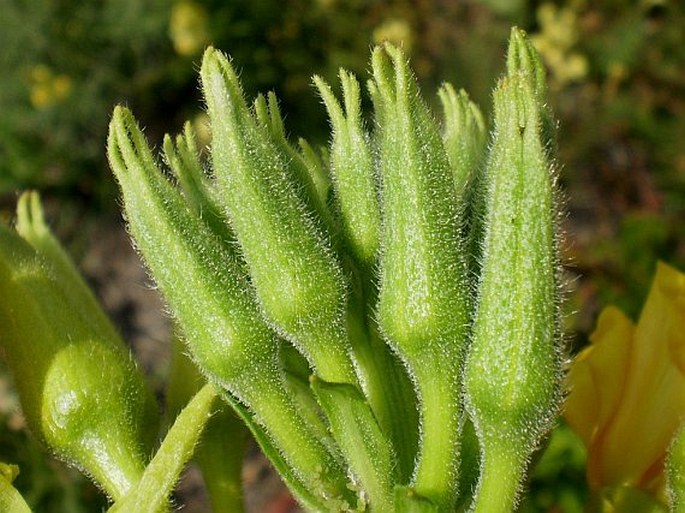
[437,83,487,278]
[108,107,353,508]
[200,48,355,385]
[108,107,276,394]
[252,91,332,226]
[437,83,486,199]
[162,123,235,247]
[372,43,471,510]
[0,192,157,500]
[463,33,562,513]
[314,70,380,268]
[506,27,556,152]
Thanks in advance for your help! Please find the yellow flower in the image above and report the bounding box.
[169,1,209,57]
[28,65,72,109]
[372,18,413,53]
[565,262,685,500]
[530,2,588,88]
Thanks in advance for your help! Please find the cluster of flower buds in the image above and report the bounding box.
[107,27,563,511]
[1,28,564,512]
[106,28,562,512]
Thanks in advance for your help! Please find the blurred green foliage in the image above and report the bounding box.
[0,0,176,201]
[1,0,684,511]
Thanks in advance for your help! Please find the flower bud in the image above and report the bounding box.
[0,192,157,500]
[372,43,470,510]
[253,91,332,221]
[162,123,235,247]
[463,31,562,512]
[437,83,487,277]
[0,463,31,513]
[200,48,355,385]
[314,70,380,268]
[108,107,353,507]
[437,83,486,199]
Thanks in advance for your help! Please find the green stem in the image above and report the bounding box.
[311,378,396,512]
[411,365,461,511]
[347,286,418,483]
[195,409,247,513]
[469,446,525,513]
[109,384,218,513]
[248,378,354,507]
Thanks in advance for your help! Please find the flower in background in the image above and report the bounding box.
[169,1,209,57]
[531,2,588,89]
[565,262,685,507]
[28,65,72,110]
[373,18,413,53]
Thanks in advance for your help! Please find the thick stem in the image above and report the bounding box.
[348,311,418,483]
[247,376,354,506]
[411,364,461,511]
[108,384,218,513]
[469,445,525,513]
[346,274,419,483]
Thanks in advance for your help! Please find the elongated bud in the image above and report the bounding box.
[464,31,562,512]
[507,27,556,151]
[253,91,332,224]
[437,83,486,199]
[200,48,355,385]
[372,43,470,510]
[108,106,278,394]
[108,107,353,507]
[314,70,380,268]
[0,192,157,500]
[437,83,488,278]
[297,137,331,209]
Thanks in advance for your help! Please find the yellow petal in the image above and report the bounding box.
[656,263,685,375]
[594,262,685,489]
[564,306,634,483]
